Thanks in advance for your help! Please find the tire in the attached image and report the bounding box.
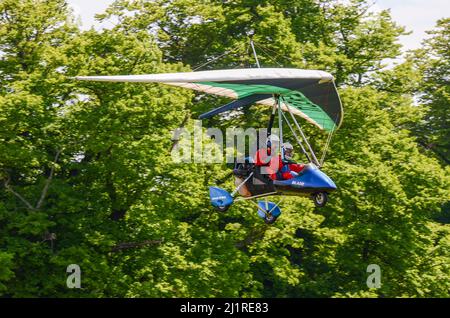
[312,192,328,207]
[264,215,277,224]
[215,205,229,212]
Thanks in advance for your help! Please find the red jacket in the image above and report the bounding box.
[254,148,304,180]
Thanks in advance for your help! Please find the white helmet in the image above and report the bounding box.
[282,142,293,150]
[282,142,294,159]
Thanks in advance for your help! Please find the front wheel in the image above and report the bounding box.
[312,192,328,207]
[215,205,230,212]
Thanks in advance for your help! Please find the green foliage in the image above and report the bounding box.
[0,0,448,298]
[412,18,450,165]
[0,251,14,292]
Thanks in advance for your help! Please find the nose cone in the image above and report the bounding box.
[317,170,337,190]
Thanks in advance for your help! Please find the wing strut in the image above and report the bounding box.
[280,96,321,167]
[279,109,312,164]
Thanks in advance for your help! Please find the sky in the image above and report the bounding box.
[67,0,450,52]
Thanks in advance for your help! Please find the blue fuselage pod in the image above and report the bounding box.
[273,163,337,195]
[209,186,234,208]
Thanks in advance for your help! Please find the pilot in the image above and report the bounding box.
[276,142,305,180]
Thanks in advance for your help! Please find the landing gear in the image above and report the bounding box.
[256,200,282,224]
[312,192,328,207]
[215,205,230,212]
[264,214,278,224]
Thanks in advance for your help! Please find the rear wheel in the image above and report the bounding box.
[215,205,229,212]
[264,214,278,224]
[312,192,328,207]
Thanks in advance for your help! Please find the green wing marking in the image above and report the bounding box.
[198,82,336,131]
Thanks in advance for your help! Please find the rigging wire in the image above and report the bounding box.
[193,48,241,71]
[252,42,284,67]
[252,41,298,66]
[320,123,336,166]
[319,83,336,166]
[281,96,321,167]
[280,109,312,163]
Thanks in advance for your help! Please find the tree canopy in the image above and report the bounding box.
[0,0,448,298]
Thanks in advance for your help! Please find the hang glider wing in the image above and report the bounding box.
[76,68,343,131]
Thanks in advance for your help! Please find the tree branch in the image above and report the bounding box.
[4,177,35,211]
[417,139,450,165]
[235,227,267,250]
[35,149,61,210]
